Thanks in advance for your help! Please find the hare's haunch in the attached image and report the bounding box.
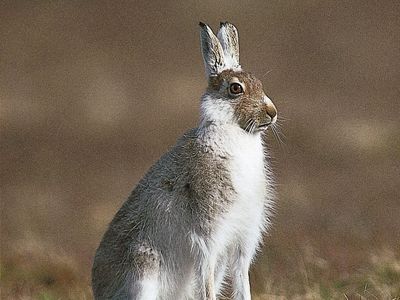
[92,21,278,300]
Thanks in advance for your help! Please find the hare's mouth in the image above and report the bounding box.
[241,119,272,133]
[257,115,277,131]
[246,122,271,134]
[255,123,271,132]
[258,123,270,129]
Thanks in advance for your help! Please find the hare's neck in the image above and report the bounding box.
[197,123,264,158]
[197,123,268,217]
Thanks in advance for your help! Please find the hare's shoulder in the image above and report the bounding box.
[134,128,235,217]
[141,128,231,186]
[139,128,200,181]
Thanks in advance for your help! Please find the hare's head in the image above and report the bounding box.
[199,22,277,133]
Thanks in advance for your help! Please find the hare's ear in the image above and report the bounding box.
[217,22,240,70]
[199,22,225,77]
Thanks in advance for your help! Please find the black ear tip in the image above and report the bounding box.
[199,22,206,27]
[220,21,228,27]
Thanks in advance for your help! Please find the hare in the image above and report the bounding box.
[92,22,277,300]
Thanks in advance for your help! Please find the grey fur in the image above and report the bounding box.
[199,22,226,76]
[217,22,240,69]
[92,130,236,299]
[92,22,276,300]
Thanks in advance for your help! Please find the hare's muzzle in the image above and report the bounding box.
[261,95,277,127]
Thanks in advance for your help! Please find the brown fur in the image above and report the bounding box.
[208,69,276,131]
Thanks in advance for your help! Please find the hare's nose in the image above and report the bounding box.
[262,95,277,123]
[266,106,277,119]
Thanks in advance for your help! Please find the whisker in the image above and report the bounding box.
[271,126,281,146]
[245,119,253,132]
[250,120,256,134]
[248,120,254,133]
[270,124,286,149]
[244,119,253,132]
[248,120,253,134]
[276,113,290,122]
[273,122,285,133]
[262,69,273,78]
[276,116,289,123]
[273,123,286,140]
[274,123,287,139]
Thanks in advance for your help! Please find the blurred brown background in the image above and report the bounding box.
[1,1,399,299]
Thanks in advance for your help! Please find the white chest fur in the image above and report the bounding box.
[222,129,267,244]
[199,125,269,255]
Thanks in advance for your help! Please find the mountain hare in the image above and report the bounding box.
[92,22,277,300]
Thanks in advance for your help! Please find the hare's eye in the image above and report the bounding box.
[229,82,243,95]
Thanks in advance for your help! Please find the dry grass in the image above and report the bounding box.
[1,238,399,299]
[1,239,91,300]
[255,248,400,299]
